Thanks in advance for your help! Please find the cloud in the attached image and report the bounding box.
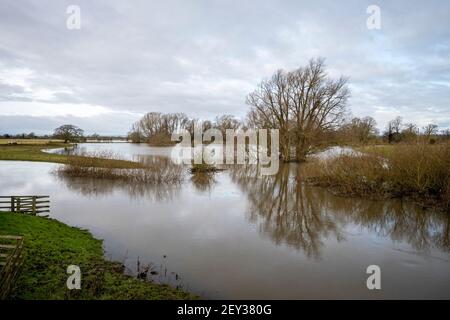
[0,113,141,136]
[0,0,449,134]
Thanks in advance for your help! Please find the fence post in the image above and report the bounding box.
[10,196,15,212]
[17,198,20,213]
[32,196,36,215]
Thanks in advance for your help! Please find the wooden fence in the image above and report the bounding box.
[0,235,24,299]
[0,196,50,215]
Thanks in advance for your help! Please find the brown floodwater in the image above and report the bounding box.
[1,143,450,299]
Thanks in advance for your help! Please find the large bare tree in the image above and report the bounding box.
[246,58,350,161]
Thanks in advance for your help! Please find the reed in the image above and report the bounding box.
[302,142,450,211]
[57,151,184,184]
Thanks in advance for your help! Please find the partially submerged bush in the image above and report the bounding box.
[190,163,221,174]
[303,153,386,195]
[190,172,217,192]
[57,151,184,184]
[302,142,450,211]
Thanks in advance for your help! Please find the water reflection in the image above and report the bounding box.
[229,164,450,257]
[229,164,342,258]
[345,200,450,253]
[190,173,217,193]
[56,175,182,201]
[2,142,450,298]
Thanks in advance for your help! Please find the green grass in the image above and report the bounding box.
[0,212,195,299]
[0,143,144,169]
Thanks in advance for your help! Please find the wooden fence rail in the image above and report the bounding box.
[0,235,24,299]
[0,196,50,215]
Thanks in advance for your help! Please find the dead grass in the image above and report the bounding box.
[57,151,184,184]
[302,142,450,211]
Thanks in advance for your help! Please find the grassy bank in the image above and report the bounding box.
[302,142,450,212]
[0,143,143,169]
[0,212,195,299]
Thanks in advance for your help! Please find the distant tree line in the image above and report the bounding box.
[381,116,446,144]
[128,113,244,145]
[1,125,127,143]
[1,132,43,139]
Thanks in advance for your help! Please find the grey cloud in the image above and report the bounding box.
[0,113,141,136]
[0,83,29,101]
[0,0,449,134]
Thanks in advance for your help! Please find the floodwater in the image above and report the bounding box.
[1,143,450,299]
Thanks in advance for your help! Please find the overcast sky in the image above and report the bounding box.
[0,0,449,135]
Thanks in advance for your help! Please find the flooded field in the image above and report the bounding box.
[2,143,450,299]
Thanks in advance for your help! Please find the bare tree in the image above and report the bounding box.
[423,123,438,137]
[341,116,378,144]
[246,58,350,161]
[214,114,241,137]
[385,116,402,143]
[441,129,450,140]
[129,112,189,145]
[401,122,419,142]
[128,122,142,143]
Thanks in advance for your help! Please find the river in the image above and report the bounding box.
[1,143,449,298]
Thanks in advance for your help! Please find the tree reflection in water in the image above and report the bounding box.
[55,154,450,257]
[229,164,450,257]
[190,173,217,193]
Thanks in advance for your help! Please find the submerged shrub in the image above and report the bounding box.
[57,151,184,184]
[189,163,220,174]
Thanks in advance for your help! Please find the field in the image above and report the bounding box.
[0,143,144,169]
[0,139,65,145]
[0,212,195,299]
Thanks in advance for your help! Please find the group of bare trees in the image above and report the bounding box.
[383,116,442,144]
[337,116,379,144]
[246,58,350,161]
[128,112,189,144]
[128,112,244,145]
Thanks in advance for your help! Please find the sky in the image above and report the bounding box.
[0,0,449,135]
